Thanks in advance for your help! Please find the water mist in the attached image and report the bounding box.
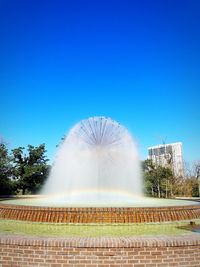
[42,117,142,205]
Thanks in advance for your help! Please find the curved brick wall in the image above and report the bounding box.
[0,203,200,223]
[0,234,200,266]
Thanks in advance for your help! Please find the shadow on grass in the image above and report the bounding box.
[177,221,200,234]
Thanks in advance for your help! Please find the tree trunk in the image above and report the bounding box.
[151,186,154,197]
[158,184,161,198]
[22,187,25,195]
[170,184,173,198]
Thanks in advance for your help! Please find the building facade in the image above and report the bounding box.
[148,142,184,177]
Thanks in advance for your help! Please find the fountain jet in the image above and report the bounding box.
[42,117,142,205]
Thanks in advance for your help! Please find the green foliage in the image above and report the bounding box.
[142,159,174,198]
[191,179,199,197]
[194,162,200,197]
[178,177,199,197]
[142,159,200,198]
[0,143,15,195]
[12,144,50,194]
[0,140,198,198]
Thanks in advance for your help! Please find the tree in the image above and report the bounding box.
[142,159,174,198]
[142,159,156,197]
[193,161,200,197]
[181,161,200,197]
[0,142,15,195]
[12,144,49,194]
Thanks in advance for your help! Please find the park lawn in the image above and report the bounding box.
[0,219,200,237]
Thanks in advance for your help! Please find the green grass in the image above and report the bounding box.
[0,219,200,237]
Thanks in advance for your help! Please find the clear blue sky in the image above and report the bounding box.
[0,0,199,163]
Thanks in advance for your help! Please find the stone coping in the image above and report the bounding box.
[0,234,200,248]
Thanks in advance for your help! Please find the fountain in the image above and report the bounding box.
[0,117,200,223]
[42,116,142,205]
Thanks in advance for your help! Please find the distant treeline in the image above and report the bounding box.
[142,159,199,198]
[0,142,199,197]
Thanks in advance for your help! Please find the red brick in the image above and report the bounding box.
[0,235,200,266]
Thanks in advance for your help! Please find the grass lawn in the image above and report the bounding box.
[0,219,200,237]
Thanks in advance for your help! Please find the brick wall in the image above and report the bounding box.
[0,235,200,266]
[1,204,200,223]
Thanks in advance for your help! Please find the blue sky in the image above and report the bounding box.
[0,0,199,163]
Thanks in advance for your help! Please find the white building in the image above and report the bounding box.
[148,142,184,177]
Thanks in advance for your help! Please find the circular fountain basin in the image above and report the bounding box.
[0,196,199,223]
[0,194,199,207]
